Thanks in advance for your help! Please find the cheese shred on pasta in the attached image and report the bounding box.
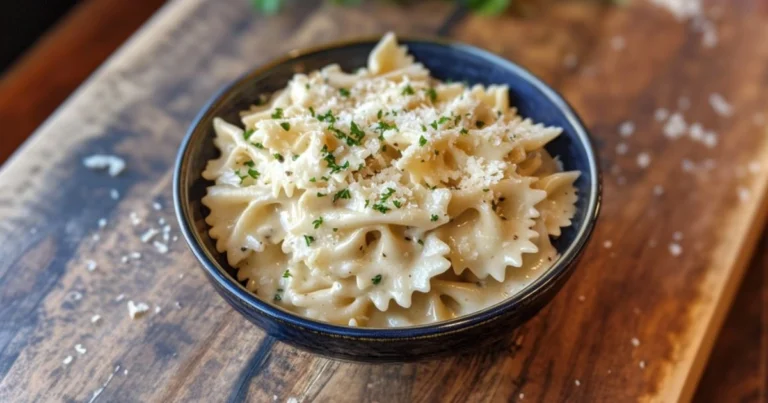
[202,33,579,327]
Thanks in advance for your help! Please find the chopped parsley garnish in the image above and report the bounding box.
[402,84,415,95]
[305,83,310,90]
[273,153,284,162]
[349,121,366,144]
[437,116,451,125]
[248,169,260,180]
[393,200,402,208]
[254,142,265,149]
[309,106,315,117]
[317,110,336,124]
[460,128,469,135]
[271,108,284,119]
[339,88,350,97]
[476,120,486,128]
[364,200,370,208]
[419,135,427,147]
[321,176,329,181]
[292,155,298,161]
[332,228,338,232]
[372,188,396,214]
[371,274,382,285]
[377,109,383,119]
[322,147,349,173]
[333,188,351,202]
[357,163,364,171]
[421,124,427,132]
[280,122,290,131]
[372,204,390,214]
[430,121,438,130]
[317,192,327,197]
[243,128,255,140]
[374,121,398,140]
[430,214,439,222]
[309,177,316,183]
[274,293,282,301]
[454,115,462,125]
[235,170,247,183]
[312,217,323,229]
[282,270,292,278]
[425,87,437,102]
[417,239,424,246]
[244,160,255,167]
[304,235,315,246]
[482,188,490,192]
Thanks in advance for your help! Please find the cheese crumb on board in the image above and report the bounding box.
[127,301,150,319]
[83,154,126,176]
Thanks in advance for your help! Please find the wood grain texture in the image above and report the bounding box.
[0,0,767,402]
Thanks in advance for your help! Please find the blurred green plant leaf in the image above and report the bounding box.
[465,0,510,15]
[251,0,283,14]
[251,0,512,15]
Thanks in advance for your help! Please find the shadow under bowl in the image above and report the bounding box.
[174,37,602,363]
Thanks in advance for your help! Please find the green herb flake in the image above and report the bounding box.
[419,135,427,147]
[430,214,439,222]
[350,121,365,143]
[304,235,315,246]
[425,88,437,102]
[280,122,291,131]
[393,200,402,208]
[333,188,351,203]
[476,120,486,129]
[309,106,316,117]
[482,188,490,192]
[312,216,323,229]
[244,160,255,167]
[417,239,424,246]
[317,110,336,124]
[430,121,438,130]
[282,270,292,278]
[317,192,327,197]
[309,177,317,183]
[254,142,265,149]
[271,108,284,119]
[292,154,299,161]
[377,109,383,119]
[332,228,338,232]
[248,169,260,180]
[305,83,310,90]
[421,124,427,132]
[273,153,284,162]
[402,85,415,96]
[437,116,451,125]
[460,128,469,135]
[371,274,382,285]
[339,88,350,97]
[243,128,255,140]
[274,293,282,301]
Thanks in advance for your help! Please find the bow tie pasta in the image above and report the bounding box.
[202,33,579,328]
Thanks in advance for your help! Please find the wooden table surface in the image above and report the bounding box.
[1,0,767,401]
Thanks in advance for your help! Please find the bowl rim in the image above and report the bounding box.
[174,35,602,339]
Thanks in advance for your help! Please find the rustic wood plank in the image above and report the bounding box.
[693,229,767,403]
[0,0,767,402]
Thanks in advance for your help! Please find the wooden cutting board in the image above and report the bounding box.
[1,0,767,401]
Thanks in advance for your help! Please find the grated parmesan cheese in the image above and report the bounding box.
[127,300,150,319]
[708,93,733,117]
[83,154,126,177]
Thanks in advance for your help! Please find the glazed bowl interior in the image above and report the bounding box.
[175,38,601,341]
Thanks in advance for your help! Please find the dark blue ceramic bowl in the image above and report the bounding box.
[174,37,601,362]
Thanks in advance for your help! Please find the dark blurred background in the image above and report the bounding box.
[0,0,80,74]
